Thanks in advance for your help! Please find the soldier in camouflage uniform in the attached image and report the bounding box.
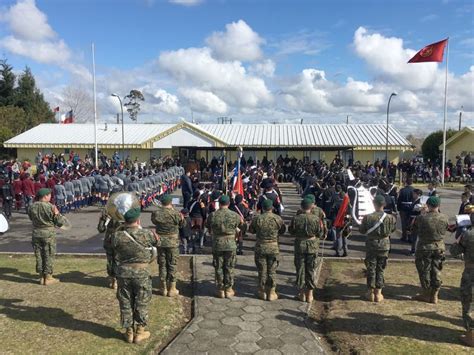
[412,196,449,304]
[97,208,123,289]
[28,188,67,285]
[151,194,185,297]
[112,207,159,344]
[249,198,286,301]
[289,198,324,303]
[300,194,328,237]
[207,195,244,298]
[359,195,397,302]
[449,204,474,347]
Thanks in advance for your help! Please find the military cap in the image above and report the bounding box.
[124,207,141,222]
[304,194,315,203]
[161,194,173,205]
[373,194,386,206]
[301,198,313,210]
[36,188,51,198]
[219,195,230,205]
[262,199,274,210]
[427,196,440,207]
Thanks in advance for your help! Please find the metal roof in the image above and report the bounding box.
[4,122,412,149]
[199,123,411,148]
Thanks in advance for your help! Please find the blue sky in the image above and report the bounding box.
[0,0,473,134]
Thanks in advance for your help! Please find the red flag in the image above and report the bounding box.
[53,106,60,112]
[408,38,448,63]
[62,110,74,124]
[333,193,350,228]
[233,170,244,196]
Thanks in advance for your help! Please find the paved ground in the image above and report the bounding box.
[0,184,462,258]
[162,255,325,355]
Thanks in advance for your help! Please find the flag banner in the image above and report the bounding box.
[232,165,244,196]
[53,106,60,112]
[408,38,448,63]
[62,110,74,124]
[333,193,350,228]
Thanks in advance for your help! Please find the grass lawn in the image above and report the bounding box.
[311,259,470,354]
[0,255,192,354]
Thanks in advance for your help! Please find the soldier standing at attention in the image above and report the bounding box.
[28,188,67,285]
[151,194,185,297]
[449,204,474,347]
[359,195,397,302]
[112,207,158,344]
[249,199,286,301]
[207,195,243,298]
[412,196,449,303]
[289,198,325,303]
[97,209,123,289]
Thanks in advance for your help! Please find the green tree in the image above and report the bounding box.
[0,59,16,106]
[124,89,144,122]
[421,129,456,162]
[0,106,28,137]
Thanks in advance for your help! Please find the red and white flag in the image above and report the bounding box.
[53,106,60,112]
[408,38,448,63]
[60,110,74,124]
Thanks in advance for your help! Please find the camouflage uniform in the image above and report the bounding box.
[112,226,157,329]
[249,211,286,290]
[297,205,328,237]
[207,208,242,290]
[151,206,185,284]
[413,211,449,290]
[450,228,474,331]
[359,211,397,289]
[289,212,323,291]
[28,201,67,276]
[97,209,122,278]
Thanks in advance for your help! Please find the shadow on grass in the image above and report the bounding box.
[0,267,39,284]
[0,299,120,339]
[58,270,108,288]
[408,311,464,328]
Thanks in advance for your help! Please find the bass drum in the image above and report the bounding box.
[0,213,9,234]
[106,192,141,222]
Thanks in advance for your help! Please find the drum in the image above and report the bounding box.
[0,213,8,233]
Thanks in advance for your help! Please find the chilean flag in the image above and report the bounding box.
[61,110,74,124]
[232,166,244,196]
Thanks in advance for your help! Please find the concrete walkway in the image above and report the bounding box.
[162,255,325,354]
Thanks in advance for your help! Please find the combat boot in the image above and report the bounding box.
[108,277,116,289]
[216,287,225,298]
[430,288,440,304]
[133,325,150,344]
[167,282,180,297]
[157,279,167,296]
[460,329,474,347]
[296,289,306,302]
[366,288,375,302]
[267,287,278,301]
[374,288,384,303]
[306,289,314,303]
[257,287,267,300]
[123,327,134,343]
[44,274,60,286]
[225,287,235,299]
[412,288,431,303]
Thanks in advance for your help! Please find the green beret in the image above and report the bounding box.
[262,199,274,210]
[36,188,51,198]
[427,196,440,207]
[373,195,386,206]
[124,207,141,222]
[304,194,315,203]
[219,195,230,205]
[301,198,313,210]
[161,194,173,205]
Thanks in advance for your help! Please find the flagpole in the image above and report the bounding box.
[441,38,449,186]
[92,43,98,169]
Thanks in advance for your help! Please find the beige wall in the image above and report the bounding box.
[354,150,400,164]
[445,132,473,162]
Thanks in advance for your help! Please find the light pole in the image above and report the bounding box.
[386,92,397,172]
[111,93,125,162]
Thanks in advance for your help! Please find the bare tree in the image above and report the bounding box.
[62,86,93,122]
[124,89,145,122]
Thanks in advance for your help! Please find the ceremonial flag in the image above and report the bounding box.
[408,38,448,63]
[53,106,60,112]
[333,193,350,228]
[232,165,244,196]
[62,110,74,124]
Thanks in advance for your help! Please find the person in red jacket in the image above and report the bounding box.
[46,174,56,204]
[34,175,45,196]
[22,173,35,212]
[12,174,23,211]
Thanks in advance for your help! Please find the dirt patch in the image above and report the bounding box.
[310,259,471,354]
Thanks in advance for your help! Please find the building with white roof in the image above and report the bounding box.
[4,121,413,164]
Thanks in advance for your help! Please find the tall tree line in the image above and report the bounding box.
[0,59,54,153]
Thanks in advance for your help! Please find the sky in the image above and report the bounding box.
[0,0,473,136]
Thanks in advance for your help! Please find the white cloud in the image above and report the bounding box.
[206,20,264,61]
[158,47,273,109]
[272,30,330,56]
[169,0,203,6]
[249,59,275,77]
[149,89,180,114]
[180,88,227,114]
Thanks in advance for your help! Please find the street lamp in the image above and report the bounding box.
[111,93,125,162]
[386,92,397,173]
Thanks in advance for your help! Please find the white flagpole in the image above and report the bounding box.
[441,38,449,186]
[92,43,98,169]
